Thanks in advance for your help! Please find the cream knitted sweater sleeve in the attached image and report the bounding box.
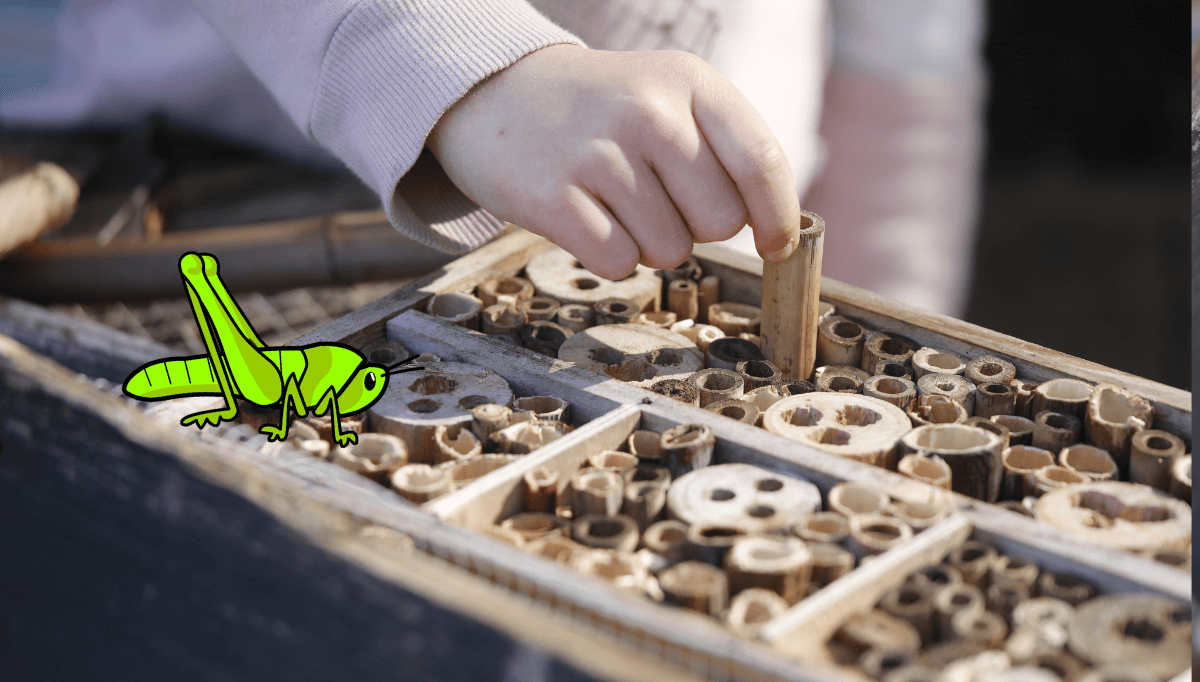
[191,0,583,253]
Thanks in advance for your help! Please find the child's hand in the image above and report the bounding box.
[427,45,802,280]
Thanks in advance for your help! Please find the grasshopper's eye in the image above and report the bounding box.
[365,372,377,391]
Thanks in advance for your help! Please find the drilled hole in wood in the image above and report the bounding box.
[756,478,783,492]
[747,505,775,519]
[1078,491,1170,522]
[787,407,823,426]
[898,588,923,605]
[838,405,881,427]
[590,348,626,366]
[407,399,441,413]
[368,348,401,364]
[708,488,736,501]
[700,527,740,539]
[1121,618,1164,642]
[572,278,600,290]
[409,375,458,395]
[813,427,851,446]
[457,395,490,410]
[647,348,683,366]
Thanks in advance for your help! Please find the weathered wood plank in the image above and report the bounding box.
[0,295,174,382]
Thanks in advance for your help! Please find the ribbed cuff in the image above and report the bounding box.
[310,0,583,252]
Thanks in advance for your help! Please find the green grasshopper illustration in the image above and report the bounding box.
[124,252,422,446]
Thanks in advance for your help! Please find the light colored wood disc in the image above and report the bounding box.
[666,463,821,533]
[557,323,703,388]
[524,246,662,311]
[762,393,912,467]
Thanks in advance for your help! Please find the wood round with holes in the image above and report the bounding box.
[525,247,662,311]
[899,424,1005,501]
[1068,594,1191,679]
[558,323,703,388]
[1033,480,1192,551]
[763,393,912,468]
[666,463,821,533]
[368,362,512,463]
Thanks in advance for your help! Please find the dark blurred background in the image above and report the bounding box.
[966,3,1190,390]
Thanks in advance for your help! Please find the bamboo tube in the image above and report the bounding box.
[963,355,1017,385]
[1083,384,1153,471]
[815,315,866,368]
[1031,378,1094,421]
[1128,429,1186,491]
[975,382,1017,417]
[666,279,700,321]
[1000,445,1055,500]
[761,209,825,380]
[658,561,728,616]
[697,276,720,324]
[555,303,594,332]
[522,466,559,513]
[992,415,1035,446]
[1032,411,1082,453]
[944,540,997,587]
[1059,443,1118,482]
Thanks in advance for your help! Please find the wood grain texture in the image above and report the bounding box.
[761,211,824,380]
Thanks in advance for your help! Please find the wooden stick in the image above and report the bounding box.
[761,210,824,380]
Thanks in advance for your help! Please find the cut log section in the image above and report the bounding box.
[525,246,661,311]
[666,463,821,533]
[1033,481,1192,552]
[557,323,703,389]
[762,393,912,468]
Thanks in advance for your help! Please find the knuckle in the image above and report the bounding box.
[736,140,790,183]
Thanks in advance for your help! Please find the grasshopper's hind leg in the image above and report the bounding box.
[178,252,279,429]
[259,375,309,442]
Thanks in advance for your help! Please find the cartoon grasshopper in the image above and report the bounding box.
[124,252,422,446]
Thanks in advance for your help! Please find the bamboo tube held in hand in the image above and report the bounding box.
[761,210,825,380]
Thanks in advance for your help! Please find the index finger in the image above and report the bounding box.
[691,73,802,262]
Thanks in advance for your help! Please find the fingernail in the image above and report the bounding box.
[765,239,795,262]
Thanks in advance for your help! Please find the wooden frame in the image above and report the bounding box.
[134,228,1189,681]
